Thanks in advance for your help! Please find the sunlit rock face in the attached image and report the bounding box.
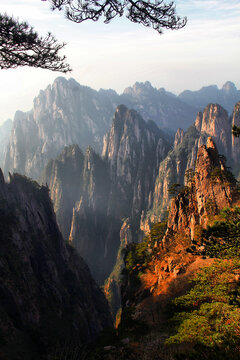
[0,170,112,360]
[121,139,238,329]
[167,137,237,240]
[195,104,231,155]
[144,102,239,225]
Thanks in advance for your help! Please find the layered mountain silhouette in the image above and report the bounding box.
[3,78,239,180]
[179,81,240,113]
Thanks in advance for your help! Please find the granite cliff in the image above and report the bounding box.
[167,137,237,240]
[102,105,170,223]
[0,170,112,359]
[121,137,238,330]
[143,102,240,226]
[41,106,170,284]
[0,119,12,167]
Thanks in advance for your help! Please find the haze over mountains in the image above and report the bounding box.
[1,78,239,179]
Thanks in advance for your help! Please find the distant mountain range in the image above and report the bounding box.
[1,78,239,179]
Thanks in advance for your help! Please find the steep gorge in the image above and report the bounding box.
[41,105,171,284]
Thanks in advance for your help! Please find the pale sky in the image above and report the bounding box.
[0,0,240,124]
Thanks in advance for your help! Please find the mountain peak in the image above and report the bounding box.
[222,81,237,93]
[123,81,155,96]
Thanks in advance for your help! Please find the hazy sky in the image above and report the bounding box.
[0,0,240,124]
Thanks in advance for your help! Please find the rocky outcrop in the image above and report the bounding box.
[102,105,171,223]
[174,128,184,148]
[144,102,238,225]
[41,144,117,284]
[0,171,112,360]
[68,147,119,284]
[120,138,238,329]
[167,137,237,240]
[147,124,200,222]
[195,104,231,155]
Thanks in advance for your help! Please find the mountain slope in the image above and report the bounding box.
[0,170,112,359]
[144,102,239,226]
[121,137,238,337]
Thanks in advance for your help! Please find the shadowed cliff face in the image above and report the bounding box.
[0,170,112,360]
[231,101,240,167]
[41,106,171,285]
[40,144,84,240]
[0,119,12,167]
[102,105,171,223]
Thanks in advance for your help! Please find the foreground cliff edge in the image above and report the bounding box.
[0,170,112,359]
[94,137,240,359]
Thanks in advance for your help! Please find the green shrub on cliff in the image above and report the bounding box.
[123,221,167,275]
[166,258,240,358]
[203,206,240,258]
